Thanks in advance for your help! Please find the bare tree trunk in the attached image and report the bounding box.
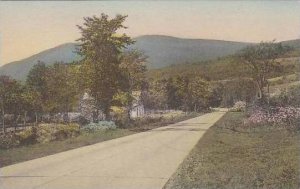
[104,109,111,121]
[258,88,262,99]
[92,110,98,123]
[256,81,263,99]
[23,111,27,127]
[2,109,5,134]
[254,78,264,100]
[14,114,20,132]
[127,106,131,121]
[35,112,38,126]
[266,81,271,113]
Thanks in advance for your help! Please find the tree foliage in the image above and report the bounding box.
[77,13,134,119]
[117,50,147,119]
[0,76,24,132]
[238,41,290,100]
[26,62,79,118]
[144,76,211,112]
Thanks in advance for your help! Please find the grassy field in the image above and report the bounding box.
[0,112,200,168]
[164,112,300,189]
[268,73,299,86]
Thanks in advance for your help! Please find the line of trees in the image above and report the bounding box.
[0,62,79,133]
[142,75,259,111]
[143,76,212,112]
[143,41,292,110]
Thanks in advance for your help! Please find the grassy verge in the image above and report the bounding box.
[0,129,135,168]
[164,112,300,189]
[0,112,200,168]
[128,112,201,132]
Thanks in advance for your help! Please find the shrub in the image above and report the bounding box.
[245,106,300,129]
[53,124,80,140]
[77,115,90,126]
[35,125,54,143]
[270,85,300,107]
[36,123,80,143]
[230,101,246,112]
[0,133,19,149]
[114,113,130,128]
[0,123,81,149]
[16,128,38,145]
[81,121,117,132]
[134,116,162,125]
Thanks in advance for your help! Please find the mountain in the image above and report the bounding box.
[282,39,300,49]
[1,35,299,81]
[131,35,251,68]
[0,43,81,81]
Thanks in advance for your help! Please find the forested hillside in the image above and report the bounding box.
[147,53,300,81]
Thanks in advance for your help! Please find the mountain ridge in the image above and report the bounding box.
[1,35,299,81]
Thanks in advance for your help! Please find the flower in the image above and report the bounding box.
[247,106,300,124]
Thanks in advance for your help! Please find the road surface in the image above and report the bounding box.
[0,110,227,189]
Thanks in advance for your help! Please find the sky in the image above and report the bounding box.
[0,1,300,65]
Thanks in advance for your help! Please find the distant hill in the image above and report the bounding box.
[1,35,299,81]
[0,43,80,81]
[132,35,251,68]
[282,39,300,49]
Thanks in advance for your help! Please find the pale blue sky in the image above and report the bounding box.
[0,1,300,65]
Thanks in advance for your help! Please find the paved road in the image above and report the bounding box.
[0,110,227,189]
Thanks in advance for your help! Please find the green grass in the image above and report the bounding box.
[164,112,300,189]
[269,81,300,95]
[268,73,299,86]
[128,112,202,132]
[0,129,135,168]
[0,112,200,168]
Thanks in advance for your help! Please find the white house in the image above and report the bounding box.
[79,91,145,121]
[130,102,145,118]
[130,91,145,118]
[79,92,105,122]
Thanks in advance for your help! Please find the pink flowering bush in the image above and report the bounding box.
[246,106,300,126]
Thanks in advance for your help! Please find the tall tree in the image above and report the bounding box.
[45,63,78,114]
[77,13,133,120]
[0,76,24,133]
[21,85,42,125]
[165,77,182,110]
[26,61,48,114]
[142,78,168,110]
[188,77,211,111]
[118,50,147,119]
[174,76,190,111]
[238,41,290,101]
